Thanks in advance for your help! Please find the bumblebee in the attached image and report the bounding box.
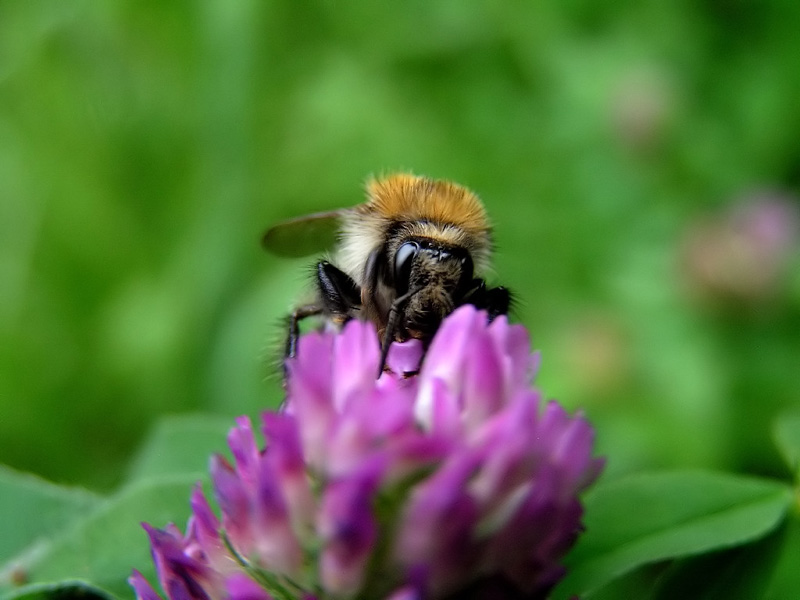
[263,174,510,374]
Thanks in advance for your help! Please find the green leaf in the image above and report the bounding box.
[773,410,800,481]
[553,470,793,599]
[13,475,201,600]
[765,512,800,599]
[1,416,229,597]
[1,580,114,600]
[652,520,787,600]
[0,465,101,569]
[125,414,232,482]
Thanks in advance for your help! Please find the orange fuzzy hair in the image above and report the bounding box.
[336,174,494,282]
[364,174,490,237]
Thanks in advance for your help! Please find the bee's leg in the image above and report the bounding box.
[482,286,511,320]
[461,279,512,320]
[286,304,323,360]
[287,262,362,361]
[317,261,362,314]
[379,286,421,377]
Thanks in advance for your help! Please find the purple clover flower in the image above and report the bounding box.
[131,306,604,600]
[681,190,800,305]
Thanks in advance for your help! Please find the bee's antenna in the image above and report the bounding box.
[378,286,423,377]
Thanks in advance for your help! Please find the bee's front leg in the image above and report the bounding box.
[461,279,512,320]
[286,304,323,360]
[316,261,362,316]
[286,261,363,361]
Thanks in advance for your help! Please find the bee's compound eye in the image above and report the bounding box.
[394,241,419,296]
[458,253,475,289]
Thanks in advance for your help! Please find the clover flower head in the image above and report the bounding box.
[132,306,604,600]
[682,190,800,304]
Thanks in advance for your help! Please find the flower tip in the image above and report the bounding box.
[444,303,486,330]
[384,338,424,376]
[130,569,163,600]
[141,522,159,540]
[336,317,381,374]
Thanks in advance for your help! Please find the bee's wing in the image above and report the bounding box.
[261,209,348,258]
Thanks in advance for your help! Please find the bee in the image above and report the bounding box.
[263,174,511,375]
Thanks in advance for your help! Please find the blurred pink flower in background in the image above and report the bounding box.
[681,191,800,307]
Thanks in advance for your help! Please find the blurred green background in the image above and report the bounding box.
[1,0,799,491]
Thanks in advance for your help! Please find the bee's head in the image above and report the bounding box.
[391,238,474,339]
